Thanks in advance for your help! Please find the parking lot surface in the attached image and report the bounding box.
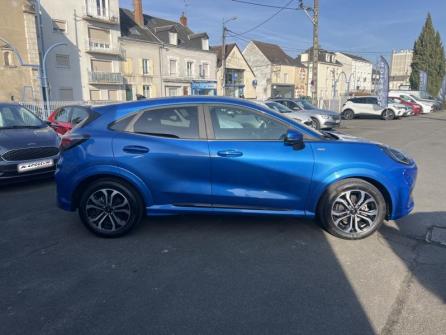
[1,113,446,335]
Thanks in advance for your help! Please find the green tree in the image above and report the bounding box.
[410,13,445,96]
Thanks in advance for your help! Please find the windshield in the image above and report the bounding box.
[298,99,317,110]
[265,102,292,113]
[0,105,44,129]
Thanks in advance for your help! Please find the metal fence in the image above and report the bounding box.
[19,101,87,119]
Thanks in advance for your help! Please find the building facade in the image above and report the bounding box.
[211,43,256,99]
[0,0,41,102]
[390,50,413,90]
[39,0,125,103]
[119,2,217,100]
[298,48,343,100]
[243,40,307,100]
[335,52,373,95]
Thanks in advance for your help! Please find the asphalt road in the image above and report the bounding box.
[1,113,446,335]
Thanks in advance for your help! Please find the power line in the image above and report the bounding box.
[230,0,295,37]
[230,0,298,10]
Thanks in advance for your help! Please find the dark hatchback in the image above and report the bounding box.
[0,103,60,183]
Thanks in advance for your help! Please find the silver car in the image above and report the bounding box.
[269,98,342,130]
[255,100,314,127]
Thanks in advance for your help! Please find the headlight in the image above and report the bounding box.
[320,115,330,119]
[381,145,412,165]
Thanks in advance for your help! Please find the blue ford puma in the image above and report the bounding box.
[56,96,417,239]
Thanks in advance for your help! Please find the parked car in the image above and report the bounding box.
[0,103,60,182]
[392,93,434,114]
[269,98,341,130]
[255,100,314,128]
[388,96,421,115]
[342,96,408,120]
[48,105,90,135]
[56,96,417,240]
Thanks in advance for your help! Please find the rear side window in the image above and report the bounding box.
[367,97,378,104]
[56,107,71,122]
[71,107,89,125]
[112,106,200,139]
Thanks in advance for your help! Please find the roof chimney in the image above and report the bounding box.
[133,0,144,26]
[180,12,188,27]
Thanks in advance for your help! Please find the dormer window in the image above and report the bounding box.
[169,32,178,45]
[202,38,209,51]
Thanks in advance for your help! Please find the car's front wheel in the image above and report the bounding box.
[311,117,321,130]
[78,178,144,237]
[318,179,386,240]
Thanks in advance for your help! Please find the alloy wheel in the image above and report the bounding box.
[330,189,379,235]
[85,188,132,232]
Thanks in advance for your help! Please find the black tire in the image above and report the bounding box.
[311,117,321,130]
[318,178,386,240]
[342,109,355,120]
[78,178,144,237]
[381,109,395,120]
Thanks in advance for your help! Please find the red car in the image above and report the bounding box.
[48,105,90,135]
[388,96,422,115]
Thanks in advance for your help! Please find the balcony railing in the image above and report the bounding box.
[88,71,123,84]
[86,40,125,57]
[82,3,119,24]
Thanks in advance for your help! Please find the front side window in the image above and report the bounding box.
[210,106,287,140]
[0,105,43,129]
[122,106,199,139]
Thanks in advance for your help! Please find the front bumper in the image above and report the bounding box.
[389,162,417,220]
[0,156,58,183]
[320,118,341,129]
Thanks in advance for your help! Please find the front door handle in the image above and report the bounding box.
[217,149,243,157]
[123,145,150,154]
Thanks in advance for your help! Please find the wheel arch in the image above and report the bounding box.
[314,176,393,220]
[70,168,153,210]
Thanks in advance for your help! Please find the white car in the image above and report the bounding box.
[342,96,408,120]
[395,93,433,114]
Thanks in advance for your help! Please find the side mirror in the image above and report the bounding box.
[284,129,304,150]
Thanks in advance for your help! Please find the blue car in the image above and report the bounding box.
[56,96,417,239]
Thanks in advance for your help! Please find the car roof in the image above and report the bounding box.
[93,96,264,115]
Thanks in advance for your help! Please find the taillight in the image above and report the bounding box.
[60,134,90,152]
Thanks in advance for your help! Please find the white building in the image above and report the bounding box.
[298,48,343,100]
[335,52,373,94]
[119,1,217,99]
[40,0,124,102]
[390,50,413,90]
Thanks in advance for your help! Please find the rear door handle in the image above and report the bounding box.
[123,145,150,154]
[217,150,243,157]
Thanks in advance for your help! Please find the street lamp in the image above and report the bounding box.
[222,16,238,96]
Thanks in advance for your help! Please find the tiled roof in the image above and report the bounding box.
[252,40,304,67]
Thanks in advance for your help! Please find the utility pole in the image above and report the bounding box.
[299,0,318,104]
[312,0,319,104]
[221,17,237,96]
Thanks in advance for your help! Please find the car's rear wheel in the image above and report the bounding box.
[381,109,395,120]
[78,178,144,237]
[318,179,386,240]
[342,109,355,120]
[311,117,321,130]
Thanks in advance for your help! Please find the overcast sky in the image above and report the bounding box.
[120,0,446,62]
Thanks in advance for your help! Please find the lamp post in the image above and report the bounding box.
[221,16,237,96]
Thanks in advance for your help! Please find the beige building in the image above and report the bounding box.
[390,50,413,90]
[298,48,343,100]
[211,43,256,99]
[119,2,217,99]
[335,52,373,94]
[243,40,307,100]
[0,0,41,102]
